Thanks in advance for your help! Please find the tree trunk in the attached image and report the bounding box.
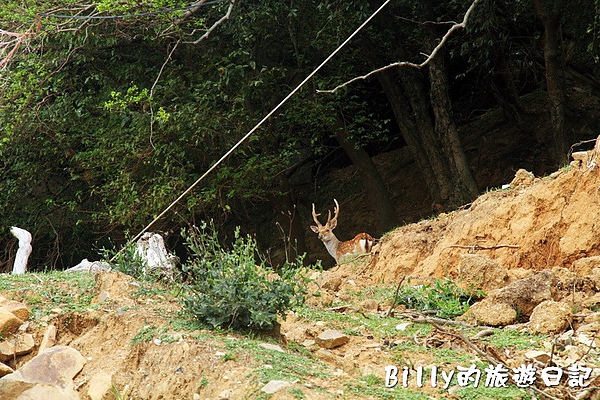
[532,0,568,165]
[424,16,479,203]
[331,117,399,235]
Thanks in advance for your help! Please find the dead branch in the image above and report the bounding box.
[430,320,502,366]
[447,243,520,252]
[317,0,482,94]
[183,0,236,44]
[383,276,406,317]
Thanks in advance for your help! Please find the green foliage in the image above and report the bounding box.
[394,279,484,319]
[182,221,307,331]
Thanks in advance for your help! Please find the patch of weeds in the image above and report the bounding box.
[182,221,308,331]
[483,328,545,350]
[197,376,209,390]
[221,352,236,362]
[343,327,362,336]
[288,387,305,399]
[109,383,130,400]
[345,376,429,399]
[132,324,160,344]
[394,279,484,319]
[168,316,210,332]
[456,385,532,399]
[224,337,328,383]
[351,286,397,303]
[0,271,97,317]
[296,306,432,340]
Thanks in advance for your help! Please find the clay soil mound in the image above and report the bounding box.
[368,164,600,284]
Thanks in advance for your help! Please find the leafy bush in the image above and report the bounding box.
[394,279,484,319]
[182,222,307,331]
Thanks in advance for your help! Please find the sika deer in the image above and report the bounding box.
[310,199,375,263]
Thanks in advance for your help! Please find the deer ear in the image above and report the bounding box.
[310,225,319,233]
[329,219,337,229]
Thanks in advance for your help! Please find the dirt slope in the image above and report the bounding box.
[368,163,600,284]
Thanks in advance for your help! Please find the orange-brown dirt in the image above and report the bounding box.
[370,163,600,285]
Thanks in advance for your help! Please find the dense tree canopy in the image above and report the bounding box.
[1,0,599,269]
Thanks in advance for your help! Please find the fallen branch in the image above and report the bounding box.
[383,276,406,317]
[317,0,481,94]
[430,320,502,366]
[447,243,520,252]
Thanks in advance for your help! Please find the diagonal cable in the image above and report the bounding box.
[117,0,394,256]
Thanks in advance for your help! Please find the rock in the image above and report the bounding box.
[218,388,234,399]
[320,273,343,291]
[2,301,30,322]
[530,300,572,334]
[37,325,57,355]
[259,343,284,353]
[87,372,113,400]
[572,256,600,277]
[457,254,509,293]
[488,270,556,317]
[0,364,13,378]
[261,380,291,394]
[0,309,23,337]
[524,350,552,363]
[359,299,379,312]
[468,300,517,326]
[315,330,349,349]
[314,349,338,363]
[0,345,85,400]
[0,334,35,362]
[510,169,535,187]
[65,259,111,274]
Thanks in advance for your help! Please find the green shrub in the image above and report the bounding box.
[182,222,307,331]
[394,279,484,319]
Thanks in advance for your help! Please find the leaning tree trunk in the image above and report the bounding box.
[376,66,477,210]
[424,15,479,204]
[331,117,399,235]
[532,0,568,166]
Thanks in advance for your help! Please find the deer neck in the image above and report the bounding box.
[322,234,341,261]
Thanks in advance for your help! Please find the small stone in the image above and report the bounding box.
[468,300,517,326]
[218,388,233,399]
[524,350,552,363]
[530,300,572,334]
[396,322,410,331]
[87,371,113,400]
[96,290,111,303]
[0,309,23,337]
[0,363,13,378]
[360,299,379,312]
[261,380,291,394]
[259,343,284,352]
[315,330,349,349]
[2,301,30,321]
[0,334,35,362]
[37,324,57,355]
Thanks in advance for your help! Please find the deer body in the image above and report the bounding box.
[311,199,375,263]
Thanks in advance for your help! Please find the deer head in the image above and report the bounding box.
[311,199,375,263]
[310,199,340,244]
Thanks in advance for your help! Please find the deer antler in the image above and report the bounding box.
[311,203,323,227]
[331,199,340,226]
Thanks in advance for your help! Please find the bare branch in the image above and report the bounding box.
[317,0,482,94]
[0,22,40,70]
[181,0,236,45]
